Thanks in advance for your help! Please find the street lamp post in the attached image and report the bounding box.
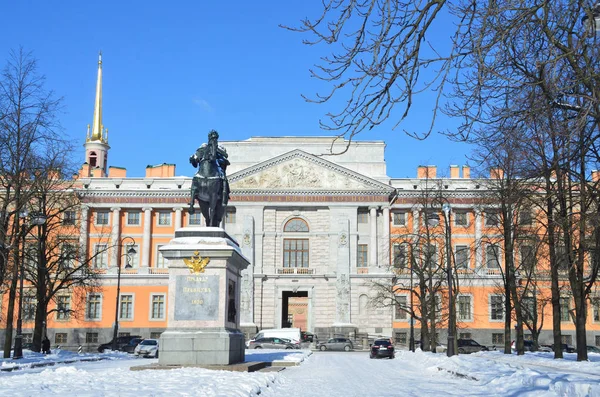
[112,238,136,351]
[426,203,456,357]
[409,262,415,352]
[13,212,28,359]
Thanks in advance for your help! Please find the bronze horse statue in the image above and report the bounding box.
[189,130,230,227]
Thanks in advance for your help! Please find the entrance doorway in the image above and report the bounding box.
[282,290,308,330]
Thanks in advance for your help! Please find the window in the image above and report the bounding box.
[225,208,236,224]
[23,295,36,321]
[95,211,109,226]
[485,210,499,227]
[395,332,407,345]
[56,295,70,320]
[459,333,472,340]
[596,335,600,347]
[86,332,99,343]
[150,332,162,340]
[156,245,167,268]
[455,245,469,269]
[524,334,533,341]
[93,244,108,268]
[124,244,139,268]
[392,212,406,226]
[486,244,501,269]
[357,211,368,224]
[87,294,102,320]
[560,297,571,322]
[157,212,172,226]
[357,244,368,267]
[63,210,76,225]
[395,295,408,320]
[188,212,202,226]
[119,294,134,320]
[592,297,600,322]
[55,333,67,344]
[151,294,165,320]
[425,244,437,268]
[519,209,533,226]
[522,296,536,323]
[22,333,33,343]
[118,332,130,337]
[283,239,309,267]
[284,218,309,232]
[457,295,472,321]
[454,211,468,226]
[556,246,569,272]
[492,333,504,345]
[127,211,140,226]
[520,245,535,272]
[393,244,407,269]
[490,295,504,321]
[60,242,76,270]
[562,335,573,345]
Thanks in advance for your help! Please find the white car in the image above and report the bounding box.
[134,339,159,358]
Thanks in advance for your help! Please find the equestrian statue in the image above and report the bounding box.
[189,130,230,226]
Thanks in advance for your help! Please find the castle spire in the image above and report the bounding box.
[90,51,104,142]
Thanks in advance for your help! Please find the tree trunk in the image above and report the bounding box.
[2,261,18,358]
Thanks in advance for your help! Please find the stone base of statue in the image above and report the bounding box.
[157,227,250,366]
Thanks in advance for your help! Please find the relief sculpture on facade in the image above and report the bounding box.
[336,273,351,323]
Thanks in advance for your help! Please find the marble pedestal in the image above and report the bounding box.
[158,227,250,366]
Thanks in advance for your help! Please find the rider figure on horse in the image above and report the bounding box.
[190,130,230,205]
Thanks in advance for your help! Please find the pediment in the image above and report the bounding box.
[229,150,393,194]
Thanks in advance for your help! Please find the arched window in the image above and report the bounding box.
[283,217,309,268]
[88,151,97,167]
[284,218,309,232]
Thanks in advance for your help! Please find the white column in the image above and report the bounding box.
[475,208,482,271]
[79,205,89,260]
[412,208,420,235]
[369,206,378,267]
[110,207,121,267]
[174,207,183,230]
[382,207,390,266]
[142,207,152,268]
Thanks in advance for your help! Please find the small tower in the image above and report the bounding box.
[83,52,110,177]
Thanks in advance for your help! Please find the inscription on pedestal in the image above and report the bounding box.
[174,275,219,321]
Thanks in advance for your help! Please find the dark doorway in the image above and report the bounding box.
[282,290,308,329]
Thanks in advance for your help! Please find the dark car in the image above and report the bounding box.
[301,331,316,343]
[551,343,576,353]
[370,339,395,359]
[318,338,354,352]
[587,345,600,354]
[511,340,536,352]
[121,337,144,353]
[457,338,488,354]
[247,337,298,349]
[98,335,142,353]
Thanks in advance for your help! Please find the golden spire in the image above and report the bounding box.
[90,52,104,142]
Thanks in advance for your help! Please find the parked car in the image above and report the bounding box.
[121,337,144,354]
[247,337,298,349]
[134,339,159,358]
[246,328,301,347]
[511,340,536,352]
[369,339,395,359]
[98,335,142,353]
[587,345,600,354]
[318,338,353,352]
[457,338,488,354]
[414,341,447,352]
[301,331,316,343]
[551,343,576,353]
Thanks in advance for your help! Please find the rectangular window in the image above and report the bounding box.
[486,244,501,269]
[55,333,68,344]
[157,212,172,226]
[490,295,504,321]
[86,332,98,343]
[127,211,140,226]
[459,333,471,340]
[395,332,407,345]
[458,295,472,321]
[596,335,600,347]
[454,211,468,226]
[56,295,71,320]
[93,244,108,268]
[124,244,139,268]
[357,244,368,267]
[393,244,407,269]
[562,335,573,345]
[188,212,202,226]
[119,294,134,320]
[522,296,536,323]
[524,334,533,341]
[519,209,533,226]
[150,332,162,340]
[560,297,571,322]
[556,246,569,272]
[392,212,406,226]
[63,210,76,225]
[118,332,130,337]
[95,211,109,226]
[492,333,504,345]
[156,245,167,268]
[395,295,408,320]
[283,239,309,268]
[87,294,102,320]
[455,245,469,269]
[592,297,600,322]
[23,333,33,343]
[225,208,236,224]
[151,294,165,320]
[60,242,76,270]
[357,211,368,224]
[425,244,437,268]
[520,245,535,272]
[485,210,499,227]
[23,295,36,321]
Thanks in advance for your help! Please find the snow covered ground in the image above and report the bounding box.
[0,348,599,396]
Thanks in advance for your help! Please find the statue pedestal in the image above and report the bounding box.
[158,227,250,366]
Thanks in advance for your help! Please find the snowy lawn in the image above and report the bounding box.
[0,348,599,396]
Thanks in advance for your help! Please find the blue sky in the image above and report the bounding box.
[0,1,472,179]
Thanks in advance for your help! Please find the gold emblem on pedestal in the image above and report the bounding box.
[183,251,210,274]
